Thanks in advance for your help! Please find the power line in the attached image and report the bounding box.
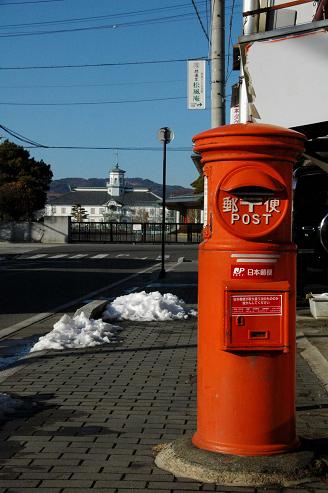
[0,123,47,147]
[0,89,230,107]
[0,55,238,72]
[226,0,237,83]
[0,11,207,37]
[190,0,209,41]
[0,122,192,152]
[0,96,187,106]
[26,145,192,151]
[0,0,63,5]
[0,1,207,29]
[0,78,185,89]
[0,57,207,71]
[0,2,240,37]
[205,0,210,34]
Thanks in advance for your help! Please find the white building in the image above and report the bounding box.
[46,164,172,223]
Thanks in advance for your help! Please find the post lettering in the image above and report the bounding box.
[231,213,240,224]
[252,214,260,224]
[262,214,272,224]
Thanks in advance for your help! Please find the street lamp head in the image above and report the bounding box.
[157,127,175,144]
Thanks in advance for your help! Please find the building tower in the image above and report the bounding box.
[107,163,125,197]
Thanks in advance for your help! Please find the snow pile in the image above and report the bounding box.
[0,393,23,415]
[29,292,196,353]
[103,291,197,322]
[30,312,119,352]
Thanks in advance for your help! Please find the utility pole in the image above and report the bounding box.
[211,0,226,128]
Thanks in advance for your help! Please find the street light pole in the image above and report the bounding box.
[160,135,168,278]
[157,127,174,279]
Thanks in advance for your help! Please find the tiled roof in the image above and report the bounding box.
[48,189,160,207]
[166,194,203,204]
[123,191,160,206]
[48,191,110,206]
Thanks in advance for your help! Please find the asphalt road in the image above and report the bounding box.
[0,243,198,331]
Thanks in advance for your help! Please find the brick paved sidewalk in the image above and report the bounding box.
[0,275,328,492]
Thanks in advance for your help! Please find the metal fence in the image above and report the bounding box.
[69,222,203,244]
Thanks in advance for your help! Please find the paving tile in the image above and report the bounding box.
[31,459,81,466]
[19,472,71,480]
[0,480,40,487]
[50,464,101,473]
[0,458,32,466]
[39,479,94,487]
[215,488,257,492]
[1,302,328,492]
[95,479,147,488]
[5,490,60,493]
[199,485,216,491]
[124,473,174,481]
[61,490,116,493]
[148,481,201,490]
[119,491,171,493]
[0,470,20,479]
[281,490,312,493]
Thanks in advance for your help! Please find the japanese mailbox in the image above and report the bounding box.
[193,123,305,456]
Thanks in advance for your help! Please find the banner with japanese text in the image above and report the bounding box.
[187,60,206,109]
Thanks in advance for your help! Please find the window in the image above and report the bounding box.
[61,207,66,214]
[91,208,96,214]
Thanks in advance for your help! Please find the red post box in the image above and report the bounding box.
[193,123,305,456]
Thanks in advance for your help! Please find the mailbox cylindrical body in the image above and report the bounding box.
[193,123,305,456]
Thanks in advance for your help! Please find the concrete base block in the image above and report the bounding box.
[154,437,326,487]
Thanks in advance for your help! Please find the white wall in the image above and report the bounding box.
[0,217,70,243]
[244,29,328,128]
[46,204,163,222]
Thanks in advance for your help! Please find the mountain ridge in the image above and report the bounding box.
[49,177,193,198]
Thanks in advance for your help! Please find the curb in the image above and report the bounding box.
[297,331,328,394]
[0,262,161,341]
[74,299,108,319]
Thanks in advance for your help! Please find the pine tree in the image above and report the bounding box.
[0,140,53,221]
[71,204,88,222]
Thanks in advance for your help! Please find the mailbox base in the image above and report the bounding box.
[154,437,322,487]
[192,433,300,456]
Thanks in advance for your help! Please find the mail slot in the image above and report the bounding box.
[223,283,290,351]
[192,122,305,456]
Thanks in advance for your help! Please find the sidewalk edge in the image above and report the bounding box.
[298,331,328,394]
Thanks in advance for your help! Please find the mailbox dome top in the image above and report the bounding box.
[193,122,305,141]
[221,168,285,194]
[193,122,305,163]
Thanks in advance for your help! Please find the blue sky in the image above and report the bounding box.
[0,0,241,188]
